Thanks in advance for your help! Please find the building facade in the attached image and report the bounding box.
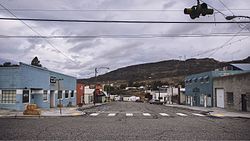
[0,62,76,111]
[76,82,84,105]
[84,86,94,104]
[213,72,250,111]
[185,70,243,107]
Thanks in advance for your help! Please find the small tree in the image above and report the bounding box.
[31,56,42,67]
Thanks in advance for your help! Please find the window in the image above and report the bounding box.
[43,90,48,101]
[204,76,209,83]
[199,77,204,83]
[58,90,62,99]
[70,90,74,97]
[1,90,16,104]
[193,78,198,83]
[23,90,29,103]
[65,90,69,99]
[227,92,234,105]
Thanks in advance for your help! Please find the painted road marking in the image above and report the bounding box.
[176,113,188,116]
[108,113,116,117]
[126,113,133,116]
[143,113,151,116]
[212,114,224,117]
[90,113,99,116]
[159,113,169,116]
[192,113,205,117]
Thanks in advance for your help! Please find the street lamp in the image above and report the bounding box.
[225,15,250,20]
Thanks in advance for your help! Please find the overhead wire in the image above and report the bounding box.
[0,8,250,12]
[0,17,249,24]
[192,0,250,58]
[192,25,250,58]
[0,3,77,64]
[217,0,235,16]
[0,33,250,39]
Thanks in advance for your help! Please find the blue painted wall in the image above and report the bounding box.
[185,70,244,106]
[0,67,21,89]
[0,62,76,110]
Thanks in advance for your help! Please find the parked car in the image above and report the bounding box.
[149,99,165,105]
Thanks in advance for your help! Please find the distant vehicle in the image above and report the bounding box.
[149,99,165,105]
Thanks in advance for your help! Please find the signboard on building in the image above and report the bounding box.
[50,76,56,83]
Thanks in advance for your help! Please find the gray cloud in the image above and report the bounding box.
[0,0,250,78]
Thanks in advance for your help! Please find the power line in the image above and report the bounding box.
[0,8,250,12]
[0,17,249,24]
[217,0,235,16]
[201,0,250,32]
[0,3,77,63]
[193,24,250,58]
[0,33,250,39]
[192,36,250,57]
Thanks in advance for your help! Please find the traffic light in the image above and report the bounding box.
[184,2,214,19]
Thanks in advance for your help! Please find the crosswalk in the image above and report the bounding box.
[87,112,207,117]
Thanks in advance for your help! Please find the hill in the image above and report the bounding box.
[79,57,231,85]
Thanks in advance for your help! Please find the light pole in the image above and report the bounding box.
[56,78,63,115]
[94,67,109,105]
[225,15,250,20]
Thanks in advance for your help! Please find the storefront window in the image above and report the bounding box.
[65,90,69,99]
[58,90,62,99]
[70,90,74,97]
[1,90,16,104]
[43,90,48,101]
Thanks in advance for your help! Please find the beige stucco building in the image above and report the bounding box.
[213,72,250,112]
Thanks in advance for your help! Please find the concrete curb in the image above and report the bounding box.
[164,104,250,119]
[0,103,106,118]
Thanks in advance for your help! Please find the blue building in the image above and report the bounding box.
[0,62,76,111]
[185,70,243,107]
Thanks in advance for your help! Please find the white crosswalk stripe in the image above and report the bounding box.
[192,113,205,117]
[176,113,188,116]
[143,113,151,116]
[159,113,169,116]
[126,113,133,116]
[108,113,116,117]
[90,113,99,116]
[86,112,208,118]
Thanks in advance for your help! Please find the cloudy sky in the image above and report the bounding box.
[0,0,250,78]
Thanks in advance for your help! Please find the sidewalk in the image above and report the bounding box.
[0,103,104,118]
[165,104,250,118]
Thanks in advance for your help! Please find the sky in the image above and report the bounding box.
[0,0,250,78]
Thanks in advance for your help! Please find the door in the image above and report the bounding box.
[242,94,247,111]
[50,90,55,108]
[216,89,224,108]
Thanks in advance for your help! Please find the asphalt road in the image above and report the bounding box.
[0,102,250,140]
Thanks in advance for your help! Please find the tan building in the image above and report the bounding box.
[213,72,250,112]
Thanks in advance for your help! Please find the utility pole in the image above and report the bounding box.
[94,67,109,105]
[56,78,63,115]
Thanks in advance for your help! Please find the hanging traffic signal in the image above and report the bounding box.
[184,2,214,19]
